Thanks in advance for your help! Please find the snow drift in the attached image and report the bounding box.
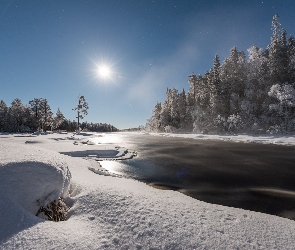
[0,143,71,215]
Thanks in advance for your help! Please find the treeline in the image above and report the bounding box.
[147,15,295,134]
[0,97,118,133]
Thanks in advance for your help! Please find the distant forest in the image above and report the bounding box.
[0,97,118,133]
[147,15,295,134]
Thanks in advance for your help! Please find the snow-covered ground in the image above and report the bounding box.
[148,131,295,146]
[1,132,295,249]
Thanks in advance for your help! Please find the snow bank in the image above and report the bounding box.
[147,132,295,146]
[0,143,71,215]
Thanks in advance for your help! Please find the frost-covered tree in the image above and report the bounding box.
[287,35,295,84]
[268,84,295,133]
[178,89,188,130]
[9,98,26,132]
[29,98,43,131]
[268,14,289,84]
[221,47,247,116]
[39,99,53,131]
[0,100,8,132]
[72,95,89,131]
[53,108,65,130]
[168,88,180,128]
[146,102,162,132]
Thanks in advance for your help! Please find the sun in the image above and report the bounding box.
[97,65,111,79]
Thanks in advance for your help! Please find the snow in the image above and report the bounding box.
[148,131,295,146]
[0,143,71,215]
[1,132,295,249]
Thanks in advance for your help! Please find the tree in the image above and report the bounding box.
[72,95,89,131]
[178,89,187,130]
[39,99,53,131]
[169,88,180,128]
[287,35,295,84]
[53,108,65,130]
[268,14,288,84]
[9,98,26,132]
[29,98,42,131]
[0,100,8,132]
[268,84,295,133]
[146,102,162,131]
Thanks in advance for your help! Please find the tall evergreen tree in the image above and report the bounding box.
[39,99,53,131]
[268,14,289,84]
[287,35,295,84]
[73,95,89,131]
[0,100,8,132]
[10,98,25,132]
[53,108,65,130]
[29,98,42,131]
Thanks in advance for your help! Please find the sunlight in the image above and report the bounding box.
[97,65,111,79]
[86,49,124,88]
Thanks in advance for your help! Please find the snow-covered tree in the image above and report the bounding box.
[53,108,66,130]
[178,89,187,130]
[168,88,180,129]
[268,14,289,84]
[39,99,53,131]
[268,84,295,133]
[0,100,8,132]
[9,98,26,132]
[146,102,162,132]
[29,98,43,131]
[287,35,295,84]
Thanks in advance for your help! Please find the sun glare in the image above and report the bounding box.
[98,65,111,79]
[89,52,122,86]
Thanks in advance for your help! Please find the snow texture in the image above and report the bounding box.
[1,132,295,249]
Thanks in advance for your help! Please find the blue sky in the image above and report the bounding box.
[1,0,295,129]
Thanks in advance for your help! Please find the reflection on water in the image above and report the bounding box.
[101,161,134,177]
[89,133,124,144]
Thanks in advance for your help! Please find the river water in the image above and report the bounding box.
[71,133,295,219]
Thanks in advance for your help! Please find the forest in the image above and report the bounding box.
[146,15,295,134]
[0,97,118,133]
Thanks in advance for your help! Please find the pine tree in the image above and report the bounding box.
[268,14,288,84]
[53,108,65,130]
[178,89,187,130]
[147,102,162,131]
[73,95,89,131]
[287,35,295,84]
[0,100,8,132]
[169,88,180,128]
[9,98,25,132]
[268,84,295,133]
[29,98,43,131]
[39,99,53,131]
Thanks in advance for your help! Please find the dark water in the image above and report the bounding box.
[63,133,295,219]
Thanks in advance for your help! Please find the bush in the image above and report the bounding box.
[36,197,69,222]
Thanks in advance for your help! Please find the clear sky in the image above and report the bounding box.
[1,0,295,129]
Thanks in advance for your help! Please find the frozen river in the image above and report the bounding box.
[99,133,295,219]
